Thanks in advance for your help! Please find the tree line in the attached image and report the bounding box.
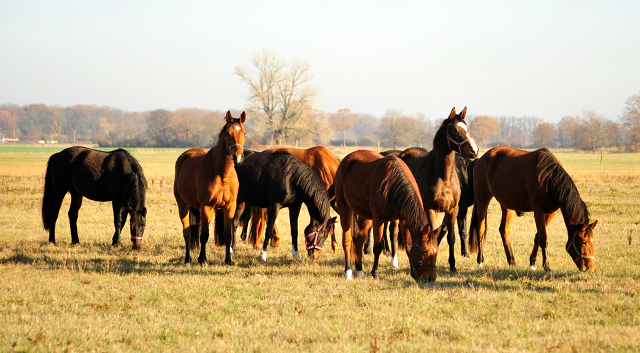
[1,52,639,151]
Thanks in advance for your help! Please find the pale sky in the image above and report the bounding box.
[2,0,639,122]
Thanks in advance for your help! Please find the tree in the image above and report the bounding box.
[621,92,640,151]
[533,122,555,148]
[411,112,431,148]
[556,116,582,149]
[470,115,499,147]
[580,110,606,153]
[380,109,413,149]
[330,108,357,147]
[146,109,174,146]
[0,110,17,139]
[236,51,317,145]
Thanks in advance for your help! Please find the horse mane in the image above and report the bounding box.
[432,119,450,151]
[116,149,147,210]
[537,149,589,224]
[280,153,331,222]
[380,157,426,236]
[217,118,242,140]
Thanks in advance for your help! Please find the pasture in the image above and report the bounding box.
[0,147,639,352]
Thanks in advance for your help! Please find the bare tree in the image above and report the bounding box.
[533,122,555,148]
[556,116,583,149]
[380,109,413,149]
[621,92,640,151]
[470,115,499,147]
[580,110,606,153]
[146,109,174,146]
[411,112,431,148]
[330,108,358,147]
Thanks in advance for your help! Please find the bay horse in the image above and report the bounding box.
[243,146,341,251]
[173,111,245,266]
[469,146,597,272]
[42,147,147,249]
[399,107,478,274]
[227,150,337,261]
[334,150,440,281]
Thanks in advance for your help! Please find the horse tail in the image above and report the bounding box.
[189,207,200,250]
[214,209,225,246]
[468,204,479,254]
[42,154,58,232]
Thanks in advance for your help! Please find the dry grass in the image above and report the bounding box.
[0,149,639,352]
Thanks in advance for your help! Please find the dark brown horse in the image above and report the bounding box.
[334,150,440,281]
[399,107,478,274]
[469,146,597,272]
[42,147,147,249]
[173,111,246,266]
[243,146,341,251]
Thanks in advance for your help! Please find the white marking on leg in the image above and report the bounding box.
[530,266,537,271]
[391,254,399,268]
[292,249,301,261]
[259,249,267,262]
[230,246,233,254]
[345,269,353,280]
[357,270,365,278]
[478,262,484,268]
[184,263,190,268]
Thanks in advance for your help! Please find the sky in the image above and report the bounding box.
[1,0,639,122]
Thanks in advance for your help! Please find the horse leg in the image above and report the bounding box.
[382,221,390,255]
[531,211,556,271]
[498,207,517,266]
[389,220,399,268]
[198,206,214,265]
[445,211,458,274]
[190,207,200,251]
[110,199,124,246]
[457,205,470,257]
[260,203,281,262]
[68,191,83,244]
[475,200,490,267]
[239,204,250,242]
[289,203,302,261]
[364,225,373,254]
[249,207,263,249]
[370,220,385,278]
[354,218,372,278]
[339,210,355,279]
[222,203,237,266]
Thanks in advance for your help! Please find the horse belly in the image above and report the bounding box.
[70,178,111,202]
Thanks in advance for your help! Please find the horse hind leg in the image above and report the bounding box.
[68,192,83,244]
[354,218,372,278]
[499,207,517,266]
[370,221,385,278]
[189,207,200,251]
[389,220,399,268]
[457,205,470,257]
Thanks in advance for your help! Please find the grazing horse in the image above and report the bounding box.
[243,146,341,251]
[335,150,440,281]
[469,146,597,272]
[399,107,478,274]
[42,147,147,249]
[229,150,337,261]
[173,111,246,266]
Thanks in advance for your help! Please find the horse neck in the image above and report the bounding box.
[431,128,457,182]
[558,194,589,228]
[205,138,234,175]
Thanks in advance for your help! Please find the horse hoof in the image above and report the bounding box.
[356,270,365,278]
[478,263,484,268]
[345,270,353,280]
[461,252,469,258]
[259,250,267,262]
[530,266,537,271]
[225,259,235,266]
[112,242,122,248]
[390,254,399,268]
[184,262,190,268]
[292,250,301,262]
[450,269,458,275]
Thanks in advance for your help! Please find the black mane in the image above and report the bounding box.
[537,149,589,224]
[381,156,426,236]
[117,149,147,211]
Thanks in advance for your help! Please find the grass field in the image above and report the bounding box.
[1,146,639,352]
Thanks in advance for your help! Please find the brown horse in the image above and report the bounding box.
[399,107,478,274]
[469,146,597,272]
[245,146,341,251]
[334,150,440,281]
[173,111,246,266]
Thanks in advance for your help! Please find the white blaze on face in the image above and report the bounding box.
[235,125,241,131]
[457,122,479,154]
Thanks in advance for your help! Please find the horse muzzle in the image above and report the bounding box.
[131,236,143,250]
[233,154,243,166]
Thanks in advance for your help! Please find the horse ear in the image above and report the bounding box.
[460,106,467,120]
[225,110,232,123]
[328,216,337,225]
[449,107,456,120]
[589,220,598,230]
[240,111,246,124]
[142,207,147,217]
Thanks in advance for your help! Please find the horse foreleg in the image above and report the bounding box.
[289,203,302,261]
[222,203,236,266]
[260,204,281,262]
[499,207,517,266]
[389,220,399,268]
[370,220,385,278]
[340,210,354,279]
[354,218,372,278]
[177,203,192,265]
[68,192,83,244]
[476,202,490,267]
[530,211,556,271]
[457,205,470,257]
[198,206,214,265]
[445,211,458,274]
[364,226,373,255]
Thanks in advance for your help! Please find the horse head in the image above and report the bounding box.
[129,206,147,250]
[443,107,478,161]
[223,110,246,165]
[408,223,440,282]
[566,220,597,272]
[304,216,337,260]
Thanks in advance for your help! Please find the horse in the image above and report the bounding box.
[242,146,341,251]
[469,146,597,272]
[42,147,147,249]
[399,107,478,274]
[334,150,440,281]
[226,150,337,261]
[173,111,246,266]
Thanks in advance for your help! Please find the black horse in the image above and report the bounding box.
[42,147,147,249]
[217,150,337,261]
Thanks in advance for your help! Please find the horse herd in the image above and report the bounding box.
[41,109,597,282]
